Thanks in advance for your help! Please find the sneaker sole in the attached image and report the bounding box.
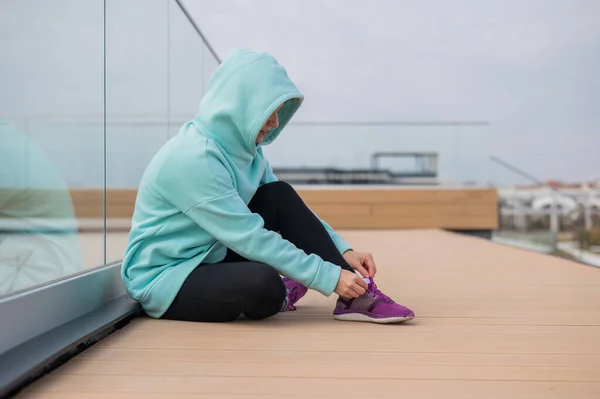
[333,312,414,324]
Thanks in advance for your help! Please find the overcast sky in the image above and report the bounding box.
[1,0,598,187]
[184,0,600,184]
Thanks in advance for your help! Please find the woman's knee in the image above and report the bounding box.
[246,264,286,303]
[242,264,286,320]
[257,180,297,199]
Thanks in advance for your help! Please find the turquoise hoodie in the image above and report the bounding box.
[121,49,352,318]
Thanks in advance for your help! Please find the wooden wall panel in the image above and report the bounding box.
[69,189,137,219]
[297,188,498,230]
[68,187,498,230]
[297,188,497,204]
[308,204,371,218]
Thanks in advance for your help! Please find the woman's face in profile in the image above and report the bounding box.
[256,104,284,144]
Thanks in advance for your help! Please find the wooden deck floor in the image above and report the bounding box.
[19,230,600,398]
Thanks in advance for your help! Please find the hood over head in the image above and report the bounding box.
[193,48,303,161]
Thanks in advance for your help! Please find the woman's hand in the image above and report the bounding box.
[342,250,377,278]
[334,269,368,298]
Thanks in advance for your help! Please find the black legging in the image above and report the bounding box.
[161,181,354,322]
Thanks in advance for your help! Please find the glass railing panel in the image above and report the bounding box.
[0,0,105,298]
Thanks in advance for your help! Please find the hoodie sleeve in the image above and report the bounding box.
[259,156,353,255]
[154,147,342,296]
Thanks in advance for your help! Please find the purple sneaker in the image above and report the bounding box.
[280,277,308,311]
[333,277,415,323]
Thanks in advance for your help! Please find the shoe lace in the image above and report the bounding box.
[370,281,393,303]
[286,287,298,310]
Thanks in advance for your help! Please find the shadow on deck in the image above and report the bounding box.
[18,230,600,398]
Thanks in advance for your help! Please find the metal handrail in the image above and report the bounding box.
[172,0,222,64]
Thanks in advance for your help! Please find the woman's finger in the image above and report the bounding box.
[364,254,377,277]
[355,265,369,278]
[351,260,369,278]
[353,282,366,296]
[354,275,368,292]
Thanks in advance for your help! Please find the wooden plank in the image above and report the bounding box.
[20,375,600,398]
[97,335,598,355]
[100,327,600,346]
[75,347,600,368]
[20,394,352,399]
[297,188,498,205]
[127,317,600,333]
[308,204,371,217]
[317,216,496,229]
[54,359,600,383]
[372,204,494,217]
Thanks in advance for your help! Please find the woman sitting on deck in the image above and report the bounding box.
[121,49,415,324]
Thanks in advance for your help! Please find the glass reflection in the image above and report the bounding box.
[0,119,82,296]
